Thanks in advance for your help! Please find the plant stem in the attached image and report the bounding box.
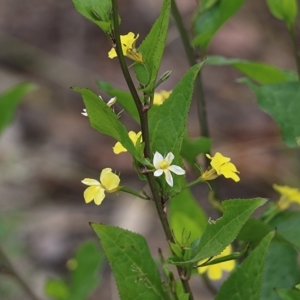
[0,246,41,300]
[289,25,300,79]
[111,1,194,298]
[170,0,210,168]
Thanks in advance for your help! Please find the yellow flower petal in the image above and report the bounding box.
[100,168,120,191]
[153,90,172,105]
[113,142,127,154]
[273,184,300,210]
[83,185,103,203]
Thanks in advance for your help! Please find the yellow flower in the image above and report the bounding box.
[198,245,236,281]
[201,152,240,182]
[81,168,120,205]
[273,184,300,210]
[113,131,142,154]
[153,90,172,105]
[108,32,144,63]
[153,151,185,187]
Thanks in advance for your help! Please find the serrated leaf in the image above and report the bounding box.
[215,231,275,300]
[149,63,203,157]
[277,288,300,300]
[192,0,246,50]
[266,0,298,29]
[0,82,36,135]
[241,79,300,147]
[135,0,171,92]
[72,87,143,161]
[72,0,112,33]
[91,223,170,300]
[269,211,300,251]
[169,187,207,243]
[261,239,300,300]
[168,198,267,266]
[206,56,298,84]
[97,81,139,122]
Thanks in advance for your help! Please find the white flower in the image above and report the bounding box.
[153,151,185,187]
[81,96,117,116]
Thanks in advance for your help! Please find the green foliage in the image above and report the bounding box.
[91,223,170,300]
[277,287,300,300]
[215,231,275,300]
[169,187,207,243]
[241,79,300,147]
[71,0,113,33]
[0,82,36,135]
[135,0,171,93]
[206,56,298,84]
[168,198,267,266]
[45,240,105,300]
[266,0,298,29]
[261,239,300,300]
[269,211,300,251]
[192,0,245,50]
[72,87,144,163]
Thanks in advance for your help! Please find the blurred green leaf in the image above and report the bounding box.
[0,82,36,135]
[168,198,267,266]
[215,231,275,300]
[206,56,298,84]
[277,287,300,300]
[240,79,300,147]
[72,87,143,162]
[91,223,170,300]
[192,0,245,50]
[72,0,113,33]
[266,0,298,29]
[261,239,300,300]
[135,0,171,92]
[180,136,211,165]
[269,211,300,251]
[169,187,207,243]
[45,240,104,300]
[45,279,69,300]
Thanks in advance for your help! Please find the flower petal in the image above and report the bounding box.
[101,172,120,191]
[108,48,117,59]
[169,165,185,175]
[164,170,173,187]
[93,189,106,205]
[207,265,223,281]
[113,142,127,154]
[100,168,113,181]
[165,152,174,164]
[153,152,163,169]
[154,169,163,177]
[83,186,102,203]
[81,178,101,186]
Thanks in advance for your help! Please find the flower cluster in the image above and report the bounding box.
[273,184,300,210]
[198,245,236,280]
[201,152,240,182]
[108,32,144,64]
[81,168,120,205]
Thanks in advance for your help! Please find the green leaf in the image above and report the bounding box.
[45,279,70,300]
[261,239,300,300]
[215,231,275,300]
[192,0,246,50]
[241,79,300,147]
[135,0,171,92]
[168,198,267,266]
[0,82,36,135]
[149,63,203,157]
[180,135,211,165]
[72,87,143,162]
[266,0,298,29]
[91,223,170,300]
[72,0,113,33]
[97,81,139,122]
[268,211,300,251]
[277,288,300,300]
[67,240,105,300]
[206,56,298,84]
[169,187,207,243]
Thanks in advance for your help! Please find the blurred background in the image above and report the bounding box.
[0,0,299,299]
